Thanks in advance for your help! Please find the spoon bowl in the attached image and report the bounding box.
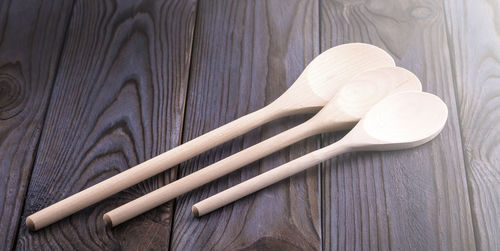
[273,43,395,113]
[312,66,422,131]
[348,91,448,151]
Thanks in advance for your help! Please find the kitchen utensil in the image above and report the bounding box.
[192,91,448,216]
[103,66,421,227]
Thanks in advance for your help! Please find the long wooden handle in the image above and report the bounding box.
[192,140,350,217]
[26,105,284,231]
[103,120,322,226]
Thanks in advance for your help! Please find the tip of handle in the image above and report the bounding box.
[26,216,36,231]
[191,205,200,217]
[103,214,113,227]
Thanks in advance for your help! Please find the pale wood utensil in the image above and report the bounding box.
[26,43,395,231]
[103,66,422,227]
[192,91,448,217]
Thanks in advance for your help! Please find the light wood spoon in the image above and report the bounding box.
[103,66,422,227]
[26,43,395,231]
[192,91,448,217]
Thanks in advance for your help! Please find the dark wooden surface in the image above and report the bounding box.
[320,0,475,250]
[15,0,196,249]
[170,1,321,250]
[0,0,498,250]
[0,0,74,250]
[443,0,500,249]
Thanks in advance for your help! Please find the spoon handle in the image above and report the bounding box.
[103,119,321,227]
[27,104,285,231]
[191,140,351,217]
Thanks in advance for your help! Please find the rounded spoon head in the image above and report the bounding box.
[312,66,422,131]
[346,91,448,151]
[274,43,395,113]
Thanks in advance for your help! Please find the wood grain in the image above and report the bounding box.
[1,0,496,248]
[170,0,321,250]
[0,0,74,250]
[320,0,476,250]
[444,0,500,249]
[15,0,196,249]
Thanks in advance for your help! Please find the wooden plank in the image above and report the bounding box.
[0,0,74,250]
[320,0,476,250]
[443,0,500,249]
[15,0,196,249]
[170,0,321,250]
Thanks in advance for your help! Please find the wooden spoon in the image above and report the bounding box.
[103,66,422,227]
[26,43,395,231]
[192,91,448,217]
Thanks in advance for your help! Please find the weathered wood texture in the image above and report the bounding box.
[0,0,74,250]
[1,0,499,250]
[444,0,500,250]
[320,0,475,250]
[170,0,322,250]
[15,0,196,249]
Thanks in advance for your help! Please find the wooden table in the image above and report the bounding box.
[1,0,498,250]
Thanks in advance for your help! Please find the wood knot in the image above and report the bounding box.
[410,6,433,19]
[0,63,25,119]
